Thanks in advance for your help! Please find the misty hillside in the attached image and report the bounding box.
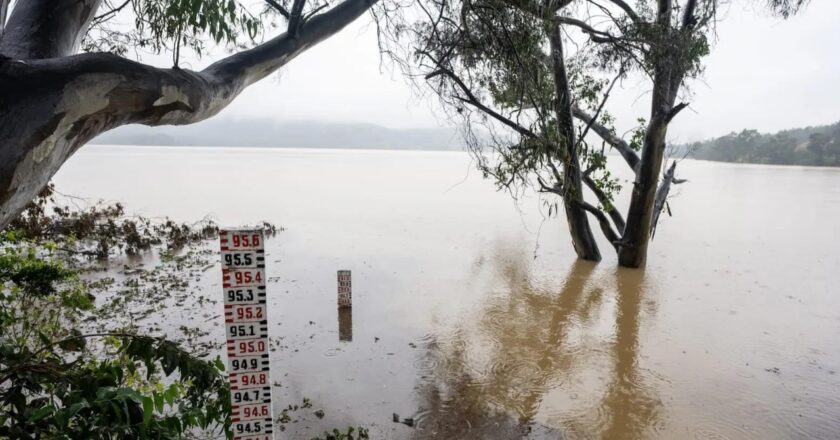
[687,120,840,166]
[91,119,466,151]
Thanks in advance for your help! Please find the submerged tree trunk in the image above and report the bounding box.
[548,23,601,262]
[616,0,681,268]
[0,0,377,229]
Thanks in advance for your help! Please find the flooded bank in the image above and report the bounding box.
[55,146,840,439]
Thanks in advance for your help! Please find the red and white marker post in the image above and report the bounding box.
[220,230,274,440]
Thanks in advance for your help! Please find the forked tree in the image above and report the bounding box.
[0,0,378,228]
[377,0,807,267]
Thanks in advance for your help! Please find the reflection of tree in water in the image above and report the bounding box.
[412,250,661,439]
[599,268,662,440]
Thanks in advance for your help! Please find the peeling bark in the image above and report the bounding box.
[0,0,378,228]
[650,160,678,239]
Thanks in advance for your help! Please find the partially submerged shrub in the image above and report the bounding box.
[0,241,231,439]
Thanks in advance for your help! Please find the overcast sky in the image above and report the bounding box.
[177,0,840,142]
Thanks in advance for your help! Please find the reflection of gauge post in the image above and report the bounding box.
[220,229,274,440]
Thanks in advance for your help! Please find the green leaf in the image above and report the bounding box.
[28,405,55,422]
[142,396,153,426]
[154,391,164,413]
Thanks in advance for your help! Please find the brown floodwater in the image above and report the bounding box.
[55,146,840,439]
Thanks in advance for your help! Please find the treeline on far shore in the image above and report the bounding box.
[686,120,840,167]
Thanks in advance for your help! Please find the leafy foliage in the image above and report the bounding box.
[0,239,231,439]
[688,121,840,166]
[377,0,717,217]
[83,0,273,61]
[8,184,220,259]
[81,0,332,63]
[1,186,366,438]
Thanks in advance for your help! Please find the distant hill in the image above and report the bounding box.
[687,120,840,167]
[91,119,466,151]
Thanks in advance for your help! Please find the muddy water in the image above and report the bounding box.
[55,146,840,439]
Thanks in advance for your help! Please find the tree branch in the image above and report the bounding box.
[265,0,292,19]
[665,101,689,123]
[594,0,640,23]
[0,0,102,59]
[288,0,308,36]
[303,3,331,23]
[555,16,624,44]
[423,58,537,138]
[0,0,10,37]
[0,0,378,229]
[582,174,625,233]
[571,105,640,172]
[91,0,131,26]
[650,160,678,238]
[575,199,621,250]
[682,0,699,29]
[206,0,375,89]
[609,0,640,21]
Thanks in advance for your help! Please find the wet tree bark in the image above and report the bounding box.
[548,23,601,262]
[650,160,679,239]
[617,0,688,268]
[0,0,377,228]
[0,0,9,36]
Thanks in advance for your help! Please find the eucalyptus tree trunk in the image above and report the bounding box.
[0,0,377,228]
[548,23,601,262]
[617,0,681,268]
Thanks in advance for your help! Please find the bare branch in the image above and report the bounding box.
[0,0,102,59]
[265,0,292,19]
[1,0,12,36]
[682,0,698,29]
[593,0,640,23]
[288,0,308,35]
[665,101,689,123]
[91,0,131,26]
[650,160,678,238]
[576,199,621,250]
[303,3,331,22]
[555,16,624,44]
[572,105,640,172]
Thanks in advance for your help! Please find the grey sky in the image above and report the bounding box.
[183,1,840,141]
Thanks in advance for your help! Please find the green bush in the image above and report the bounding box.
[0,233,231,439]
